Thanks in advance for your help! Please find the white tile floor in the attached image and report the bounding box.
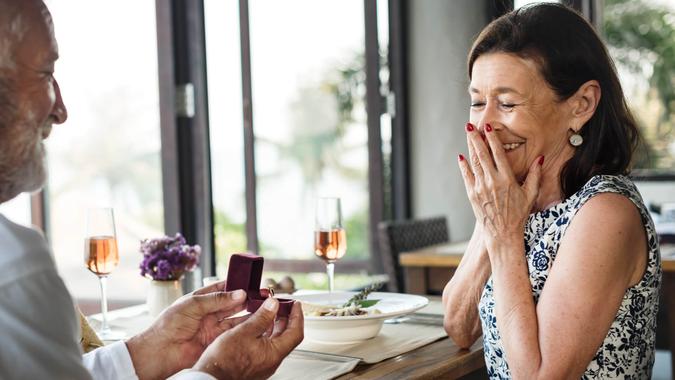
[653,350,672,380]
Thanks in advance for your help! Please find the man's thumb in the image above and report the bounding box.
[238,298,279,336]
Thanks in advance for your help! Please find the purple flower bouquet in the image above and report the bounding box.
[139,233,201,281]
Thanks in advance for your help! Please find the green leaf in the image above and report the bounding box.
[357,299,380,308]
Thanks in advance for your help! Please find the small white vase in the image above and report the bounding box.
[147,280,183,317]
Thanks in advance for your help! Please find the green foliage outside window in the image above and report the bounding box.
[604,0,675,170]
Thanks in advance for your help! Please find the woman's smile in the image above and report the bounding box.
[502,142,524,151]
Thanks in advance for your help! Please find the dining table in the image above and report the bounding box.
[400,240,675,375]
[89,295,488,380]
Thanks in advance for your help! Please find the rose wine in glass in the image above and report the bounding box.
[314,197,347,293]
[84,208,125,340]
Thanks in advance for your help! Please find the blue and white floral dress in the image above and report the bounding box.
[478,175,662,379]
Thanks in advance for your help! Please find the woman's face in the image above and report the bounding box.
[469,52,575,181]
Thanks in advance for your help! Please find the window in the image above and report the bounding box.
[248,0,370,262]
[602,0,675,173]
[204,0,247,277]
[46,0,163,307]
[205,1,394,285]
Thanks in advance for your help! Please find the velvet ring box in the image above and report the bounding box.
[225,253,294,317]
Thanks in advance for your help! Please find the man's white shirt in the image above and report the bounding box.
[0,214,214,380]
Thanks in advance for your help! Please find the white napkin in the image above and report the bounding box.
[296,321,446,364]
[269,351,360,380]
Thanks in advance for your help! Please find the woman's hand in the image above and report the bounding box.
[458,123,543,249]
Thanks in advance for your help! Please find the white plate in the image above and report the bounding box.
[291,292,429,344]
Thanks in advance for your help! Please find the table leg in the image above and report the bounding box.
[404,267,427,294]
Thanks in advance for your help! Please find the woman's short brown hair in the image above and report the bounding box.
[468,3,640,198]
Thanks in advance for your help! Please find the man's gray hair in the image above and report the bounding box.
[0,0,25,129]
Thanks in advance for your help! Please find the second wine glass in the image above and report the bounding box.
[314,197,347,293]
[84,207,125,340]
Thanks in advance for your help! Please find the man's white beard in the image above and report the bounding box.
[0,121,48,203]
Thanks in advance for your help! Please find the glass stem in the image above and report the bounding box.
[327,262,335,293]
[99,275,110,334]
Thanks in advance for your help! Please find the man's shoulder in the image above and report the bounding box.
[0,214,56,286]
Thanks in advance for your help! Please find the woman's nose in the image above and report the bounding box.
[51,79,68,124]
[476,103,499,132]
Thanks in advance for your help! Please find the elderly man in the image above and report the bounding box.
[0,0,303,379]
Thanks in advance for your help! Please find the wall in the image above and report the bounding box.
[407,0,487,241]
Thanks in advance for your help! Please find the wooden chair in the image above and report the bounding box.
[378,216,449,293]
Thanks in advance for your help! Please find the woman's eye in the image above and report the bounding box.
[470,102,485,108]
[500,103,516,110]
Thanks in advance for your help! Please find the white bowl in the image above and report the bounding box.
[291,292,429,344]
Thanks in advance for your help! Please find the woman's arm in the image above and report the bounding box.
[442,223,491,348]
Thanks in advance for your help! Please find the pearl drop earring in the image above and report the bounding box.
[569,133,583,147]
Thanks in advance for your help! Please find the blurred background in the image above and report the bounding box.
[0,0,672,357]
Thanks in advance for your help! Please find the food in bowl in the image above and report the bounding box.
[302,283,382,316]
[303,301,382,317]
[292,291,430,344]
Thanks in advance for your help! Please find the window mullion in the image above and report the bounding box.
[238,0,259,255]
[365,0,385,274]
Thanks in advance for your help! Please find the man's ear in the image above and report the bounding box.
[568,79,601,131]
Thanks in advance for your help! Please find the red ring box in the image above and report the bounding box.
[225,253,294,317]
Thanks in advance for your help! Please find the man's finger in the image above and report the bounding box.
[271,317,289,338]
[185,289,247,317]
[272,301,304,354]
[212,304,248,321]
[236,297,279,337]
[523,156,544,205]
[217,314,251,332]
[192,280,227,296]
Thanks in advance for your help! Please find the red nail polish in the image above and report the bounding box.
[538,156,545,165]
[485,123,493,132]
[458,154,465,161]
[465,123,474,132]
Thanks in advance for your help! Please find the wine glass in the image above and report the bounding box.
[84,208,125,340]
[314,197,347,293]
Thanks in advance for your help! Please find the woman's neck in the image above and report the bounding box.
[532,160,566,213]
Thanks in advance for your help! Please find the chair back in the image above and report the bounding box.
[378,216,449,293]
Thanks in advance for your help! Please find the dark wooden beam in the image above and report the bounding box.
[239,0,259,255]
[365,0,386,274]
[156,0,216,288]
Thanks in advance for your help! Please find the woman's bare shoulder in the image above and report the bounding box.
[560,191,647,284]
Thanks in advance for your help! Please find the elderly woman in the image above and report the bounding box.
[442,3,661,379]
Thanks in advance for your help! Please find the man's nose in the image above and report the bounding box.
[51,79,68,124]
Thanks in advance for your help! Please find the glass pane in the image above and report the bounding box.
[249,1,370,262]
[603,0,675,171]
[46,0,163,307]
[204,0,248,278]
[0,193,31,228]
